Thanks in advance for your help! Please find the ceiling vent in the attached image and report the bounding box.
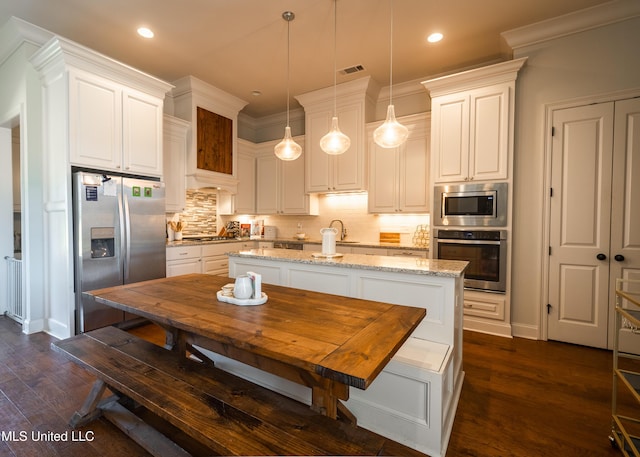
[339,64,365,75]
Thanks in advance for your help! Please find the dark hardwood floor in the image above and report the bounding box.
[0,316,626,456]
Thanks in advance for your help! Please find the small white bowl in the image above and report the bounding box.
[295,233,306,240]
[221,283,235,296]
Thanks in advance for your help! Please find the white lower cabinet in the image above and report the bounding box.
[166,245,201,277]
[167,242,256,277]
[463,289,505,321]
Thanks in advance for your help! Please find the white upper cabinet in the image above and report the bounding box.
[255,138,318,215]
[296,77,377,193]
[68,69,165,177]
[32,37,173,178]
[218,140,257,215]
[423,58,526,184]
[368,113,430,213]
[163,115,190,212]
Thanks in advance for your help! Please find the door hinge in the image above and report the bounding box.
[549,246,552,256]
[547,304,552,314]
[551,126,556,136]
[550,187,553,197]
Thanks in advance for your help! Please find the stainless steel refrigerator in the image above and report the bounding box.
[73,171,166,333]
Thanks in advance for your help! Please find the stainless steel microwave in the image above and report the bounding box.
[433,182,507,227]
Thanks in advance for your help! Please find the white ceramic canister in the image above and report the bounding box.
[320,227,338,255]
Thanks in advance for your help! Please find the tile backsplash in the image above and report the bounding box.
[172,189,218,236]
[219,193,430,245]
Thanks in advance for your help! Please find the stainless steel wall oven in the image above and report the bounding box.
[433,229,507,293]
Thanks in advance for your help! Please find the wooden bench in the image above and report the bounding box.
[52,326,430,457]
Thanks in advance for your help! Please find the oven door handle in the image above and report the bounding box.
[436,239,502,246]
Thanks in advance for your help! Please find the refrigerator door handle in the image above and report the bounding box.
[121,190,131,282]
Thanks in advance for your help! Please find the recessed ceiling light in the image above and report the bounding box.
[137,27,154,39]
[427,32,443,43]
[251,90,262,97]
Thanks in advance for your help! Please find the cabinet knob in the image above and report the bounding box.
[614,254,625,262]
[596,253,607,261]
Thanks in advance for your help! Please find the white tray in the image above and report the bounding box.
[216,290,268,306]
[311,252,344,259]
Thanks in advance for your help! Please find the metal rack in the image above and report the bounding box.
[611,279,640,456]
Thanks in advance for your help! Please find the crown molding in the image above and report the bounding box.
[0,17,53,68]
[502,0,640,50]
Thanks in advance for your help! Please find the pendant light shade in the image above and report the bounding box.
[320,0,350,155]
[320,116,351,155]
[374,0,408,149]
[274,126,302,160]
[275,11,302,161]
[373,104,409,148]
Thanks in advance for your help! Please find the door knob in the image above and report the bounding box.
[614,254,625,262]
[596,253,607,261]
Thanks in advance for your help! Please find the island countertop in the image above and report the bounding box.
[228,248,467,277]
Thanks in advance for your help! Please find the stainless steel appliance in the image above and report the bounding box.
[434,182,507,227]
[433,228,507,292]
[273,241,304,250]
[73,171,166,333]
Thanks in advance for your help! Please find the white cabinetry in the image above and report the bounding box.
[296,77,376,193]
[166,245,201,277]
[218,140,256,215]
[69,69,165,177]
[163,115,190,212]
[167,241,256,277]
[423,58,526,184]
[368,113,430,213]
[255,138,318,215]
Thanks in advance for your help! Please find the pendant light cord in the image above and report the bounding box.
[332,0,338,117]
[286,16,291,128]
[389,0,394,105]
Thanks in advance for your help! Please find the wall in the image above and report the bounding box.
[219,193,430,245]
[0,22,48,333]
[510,16,640,337]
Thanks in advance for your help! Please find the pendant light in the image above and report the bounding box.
[373,0,408,149]
[320,0,350,155]
[274,11,302,161]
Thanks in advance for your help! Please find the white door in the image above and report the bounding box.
[548,98,640,350]
[609,98,640,350]
[548,103,614,348]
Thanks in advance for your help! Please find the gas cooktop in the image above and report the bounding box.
[182,235,232,241]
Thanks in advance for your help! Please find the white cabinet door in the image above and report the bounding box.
[122,89,164,177]
[69,69,122,171]
[235,149,256,214]
[163,115,189,212]
[431,93,468,183]
[305,110,332,192]
[468,84,510,182]
[368,137,398,213]
[256,154,279,214]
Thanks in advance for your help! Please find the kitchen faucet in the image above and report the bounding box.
[329,219,347,241]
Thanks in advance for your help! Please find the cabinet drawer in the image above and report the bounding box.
[166,245,201,261]
[202,256,229,275]
[387,249,427,258]
[463,291,505,320]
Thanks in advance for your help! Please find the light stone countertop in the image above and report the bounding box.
[167,237,428,251]
[228,248,466,277]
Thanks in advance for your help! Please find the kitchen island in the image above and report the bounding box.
[226,248,467,457]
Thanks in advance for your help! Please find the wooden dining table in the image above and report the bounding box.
[85,273,426,421]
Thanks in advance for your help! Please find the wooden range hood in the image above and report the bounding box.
[171,75,248,192]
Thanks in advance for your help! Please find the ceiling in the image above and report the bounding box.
[0,0,614,118]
